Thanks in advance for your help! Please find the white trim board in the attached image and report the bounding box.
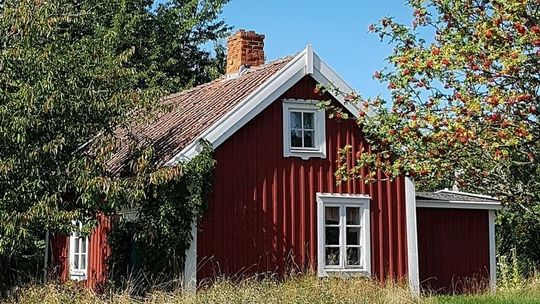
[405,177,420,295]
[165,45,359,164]
[416,200,501,210]
[488,210,497,291]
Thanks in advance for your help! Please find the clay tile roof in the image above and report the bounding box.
[107,56,294,175]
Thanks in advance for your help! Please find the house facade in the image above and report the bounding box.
[52,30,500,294]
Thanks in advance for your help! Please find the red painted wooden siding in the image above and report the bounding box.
[417,208,490,293]
[51,214,112,289]
[197,76,408,283]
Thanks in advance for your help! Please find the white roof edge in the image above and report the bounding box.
[164,45,360,165]
[416,199,502,210]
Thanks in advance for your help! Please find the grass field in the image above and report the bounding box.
[3,275,540,304]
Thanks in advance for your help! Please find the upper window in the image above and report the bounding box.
[283,99,326,159]
[69,222,89,280]
[316,193,371,277]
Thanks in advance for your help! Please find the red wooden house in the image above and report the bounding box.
[52,30,501,294]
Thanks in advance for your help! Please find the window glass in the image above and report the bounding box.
[304,131,314,148]
[325,247,340,266]
[325,227,340,245]
[291,130,302,147]
[346,207,360,225]
[81,238,86,254]
[303,112,314,129]
[346,247,361,266]
[290,112,302,128]
[346,227,361,245]
[81,254,86,269]
[325,207,339,225]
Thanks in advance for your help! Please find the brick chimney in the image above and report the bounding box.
[226,30,265,74]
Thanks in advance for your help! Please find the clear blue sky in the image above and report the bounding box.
[221,0,414,99]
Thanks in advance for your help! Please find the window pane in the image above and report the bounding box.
[304,131,314,148]
[291,130,302,147]
[346,227,361,245]
[346,207,361,225]
[74,238,79,253]
[303,112,314,129]
[325,207,339,225]
[325,247,340,266]
[81,238,86,254]
[74,254,79,269]
[81,254,86,270]
[325,227,340,245]
[290,112,302,128]
[346,247,361,266]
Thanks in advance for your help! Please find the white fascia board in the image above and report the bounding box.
[165,45,361,165]
[311,53,360,118]
[416,200,502,210]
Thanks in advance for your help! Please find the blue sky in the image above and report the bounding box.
[221,1,414,99]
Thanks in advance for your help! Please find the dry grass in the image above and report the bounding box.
[4,275,429,304]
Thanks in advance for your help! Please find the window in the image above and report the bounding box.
[69,222,89,280]
[316,193,371,277]
[283,99,326,159]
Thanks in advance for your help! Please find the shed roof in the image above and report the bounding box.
[416,189,501,210]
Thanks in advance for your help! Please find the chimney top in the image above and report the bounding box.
[226,30,265,75]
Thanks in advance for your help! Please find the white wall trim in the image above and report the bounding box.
[183,221,197,290]
[316,193,371,278]
[164,45,359,164]
[488,210,497,291]
[416,200,501,210]
[405,177,420,295]
[282,99,326,160]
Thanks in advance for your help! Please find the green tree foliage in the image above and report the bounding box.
[0,0,228,288]
[108,143,215,286]
[334,0,540,265]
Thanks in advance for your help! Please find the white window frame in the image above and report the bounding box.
[283,99,326,160]
[69,222,89,281]
[316,193,371,277]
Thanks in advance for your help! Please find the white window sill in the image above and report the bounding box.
[285,149,326,160]
[69,272,87,281]
[319,268,370,278]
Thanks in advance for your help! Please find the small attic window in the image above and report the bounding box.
[283,99,326,160]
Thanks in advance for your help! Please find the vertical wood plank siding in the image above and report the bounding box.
[51,214,112,289]
[417,208,490,293]
[197,76,408,283]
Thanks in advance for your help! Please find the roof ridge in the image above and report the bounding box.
[161,55,297,102]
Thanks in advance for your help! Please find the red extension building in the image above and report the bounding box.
[52,30,501,293]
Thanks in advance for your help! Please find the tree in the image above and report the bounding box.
[335,0,540,266]
[0,0,228,287]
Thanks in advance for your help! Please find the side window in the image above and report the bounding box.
[283,99,326,159]
[317,193,371,277]
[69,222,89,280]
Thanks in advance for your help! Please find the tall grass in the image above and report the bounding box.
[5,272,540,304]
[5,275,428,304]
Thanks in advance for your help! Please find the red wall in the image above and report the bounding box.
[51,214,112,289]
[417,208,490,293]
[197,76,408,282]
